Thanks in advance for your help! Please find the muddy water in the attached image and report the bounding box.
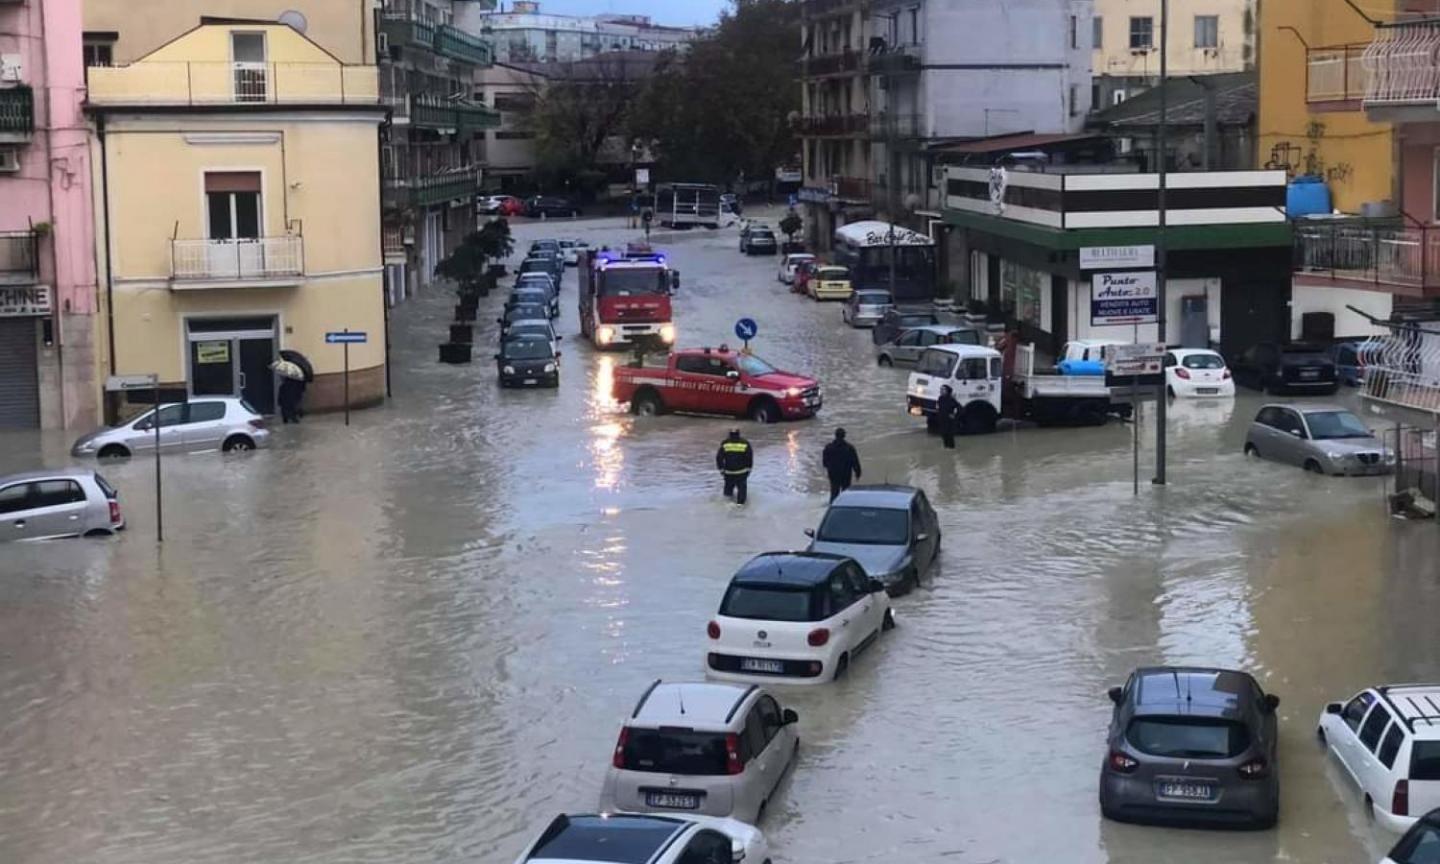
[2,216,1439,864]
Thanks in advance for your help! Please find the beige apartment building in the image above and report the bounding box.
[1092,0,1254,108]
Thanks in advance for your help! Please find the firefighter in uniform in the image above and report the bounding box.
[716,428,754,505]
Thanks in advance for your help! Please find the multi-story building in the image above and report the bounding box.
[474,63,544,191]
[1091,0,1255,109]
[798,0,1094,255]
[85,21,390,415]
[482,1,697,64]
[0,0,99,429]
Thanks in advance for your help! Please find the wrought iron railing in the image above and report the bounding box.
[435,24,493,66]
[86,62,377,105]
[1357,321,1440,415]
[0,230,39,280]
[797,113,867,136]
[170,236,304,282]
[1363,22,1440,105]
[0,86,35,137]
[800,50,862,77]
[1293,219,1440,289]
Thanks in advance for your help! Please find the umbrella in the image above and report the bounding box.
[278,349,314,382]
[270,359,305,381]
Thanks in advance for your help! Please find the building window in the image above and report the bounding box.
[909,7,920,45]
[82,34,115,69]
[1069,84,1079,116]
[1194,15,1219,49]
[1092,16,1103,49]
[204,172,263,240]
[230,32,268,102]
[1069,15,1078,50]
[1129,16,1154,50]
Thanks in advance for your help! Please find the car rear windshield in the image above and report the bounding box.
[1182,353,1225,369]
[856,292,891,304]
[1126,717,1251,759]
[1413,741,1440,781]
[817,506,909,545]
[621,727,729,775]
[1305,411,1371,440]
[530,815,678,864]
[818,268,848,279]
[92,473,118,500]
[720,585,817,622]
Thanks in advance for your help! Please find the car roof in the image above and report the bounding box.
[527,814,690,864]
[1257,402,1351,415]
[1167,348,1222,357]
[508,318,553,329]
[0,466,96,484]
[1069,338,1126,347]
[890,308,937,317]
[732,551,849,587]
[831,484,919,509]
[906,324,975,336]
[1377,685,1440,738]
[629,681,756,727]
[925,344,1002,359]
[1131,667,1257,718]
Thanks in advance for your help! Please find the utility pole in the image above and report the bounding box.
[885,13,899,300]
[1153,0,1170,486]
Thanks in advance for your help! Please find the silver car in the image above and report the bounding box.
[599,680,799,824]
[71,397,271,460]
[875,324,985,367]
[843,289,893,328]
[1243,403,1394,475]
[0,467,124,541]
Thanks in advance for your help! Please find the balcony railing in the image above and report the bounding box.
[797,113,867,136]
[0,86,35,139]
[379,12,436,51]
[86,62,378,106]
[1294,219,1440,289]
[800,50,862,77]
[1363,23,1440,106]
[1307,45,1368,103]
[0,231,40,282]
[435,24,493,66]
[170,236,304,284]
[868,44,922,76]
[1357,322,1440,416]
[409,95,501,135]
[384,166,480,209]
[870,112,924,138]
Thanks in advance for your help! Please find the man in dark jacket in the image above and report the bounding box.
[821,427,862,501]
[716,428,754,504]
[936,385,960,449]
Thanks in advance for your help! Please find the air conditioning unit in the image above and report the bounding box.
[0,149,19,173]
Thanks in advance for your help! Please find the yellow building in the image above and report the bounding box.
[1093,0,1256,106]
[84,3,371,66]
[1256,0,1393,213]
[86,21,388,416]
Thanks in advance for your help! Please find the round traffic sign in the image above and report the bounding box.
[734,318,758,341]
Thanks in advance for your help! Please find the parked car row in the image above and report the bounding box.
[480,194,584,219]
[496,239,566,389]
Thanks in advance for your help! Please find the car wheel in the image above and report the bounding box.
[832,653,849,681]
[877,354,893,367]
[963,403,999,435]
[1244,443,1259,458]
[1304,459,1325,474]
[222,435,255,453]
[83,529,111,538]
[632,390,664,416]
[749,398,779,423]
[1316,726,1327,745]
[97,444,130,460]
[1167,385,1177,399]
[883,607,896,631]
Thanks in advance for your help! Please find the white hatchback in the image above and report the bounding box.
[1318,684,1440,833]
[1165,348,1235,398]
[777,253,814,284]
[705,551,893,685]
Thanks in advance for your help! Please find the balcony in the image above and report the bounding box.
[384,166,479,209]
[800,50,862,78]
[802,0,861,19]
[169,236,304,288]
[1362,23,1440,114]
[1307,45,1368,105]
[869,112,925,139]
[1355,321,1440,425]
[379,12,437,51]
[797,112,867,137]
[0,86,34,142]
[409,95,501,135]
[435,24,493,66]
[0,231,39,284]
[868,44,922,76]
[1294,219,1440,290]
[86,62,378,106]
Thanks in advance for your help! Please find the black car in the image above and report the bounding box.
[871,308,941,346]
[495,336,560,388]
[499,303,550,336]
[524,250,564,282]
[1100,666,1280,829]
[526,196,582,218]
[1385,808,1440,864]
[1231,342,1339,395]
[507,287,557,319]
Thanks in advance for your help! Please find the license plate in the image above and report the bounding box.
[523,378,537,385]
[1299,370,1319,379]
[1158,781,1215,801]
[740,658,784,673]
[1197,387,1219,395]
[806,397,820,407]
[645,792,700,810]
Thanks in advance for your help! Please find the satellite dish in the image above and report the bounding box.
[278,10,308,33]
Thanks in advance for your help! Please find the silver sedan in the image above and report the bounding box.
[1243,403,1394,475]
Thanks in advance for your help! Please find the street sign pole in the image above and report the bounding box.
[1154,0,1170,486]
[343,328,351,427]
[152,374,162,543]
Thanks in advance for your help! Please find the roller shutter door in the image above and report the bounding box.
[0,318,40,428]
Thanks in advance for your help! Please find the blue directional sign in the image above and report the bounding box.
[325,331,368,344]
[734,318,758,341]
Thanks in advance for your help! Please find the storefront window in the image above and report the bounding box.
[1001,260,1044,328]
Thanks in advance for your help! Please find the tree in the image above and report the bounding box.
[522,53,655,195]
[779,213,803,242]
[436,219,514,295]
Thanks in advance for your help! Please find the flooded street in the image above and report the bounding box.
[2,216,1439,864]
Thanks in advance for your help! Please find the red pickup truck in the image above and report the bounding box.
[612,347,823,422]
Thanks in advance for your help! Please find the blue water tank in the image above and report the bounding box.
[1287,175,1332,218]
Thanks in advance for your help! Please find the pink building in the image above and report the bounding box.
[0,0,98,429]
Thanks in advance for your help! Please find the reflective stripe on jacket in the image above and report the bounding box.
[716,439,753,475]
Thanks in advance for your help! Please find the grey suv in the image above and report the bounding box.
[1100,666,1280,828]
[804,485,940,595]
[600,680,799,823]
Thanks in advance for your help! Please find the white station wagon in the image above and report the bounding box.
[1318,684,1440,832]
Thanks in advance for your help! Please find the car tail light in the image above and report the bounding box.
[807,627,830,647]
[725,733,745,775]
[612,727,629,769]
[1108,751,1138,774]
[1238,757,1269,780]
[108,500,121,524]
[1222,369,1232,380]
[249,418,267,430]
[706,620,721,640]
[1174,368,1191,380]
[1394,779,1410,817]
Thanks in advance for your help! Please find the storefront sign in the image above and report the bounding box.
[0,284,52,317]
[195,340,231,364]
[1080,245,1155,270]
[1092,271,1158,325]
[1109,342,1167,376]
[797,187,833,205]
[634,168,650,186]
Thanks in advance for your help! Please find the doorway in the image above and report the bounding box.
[186,317,277,414]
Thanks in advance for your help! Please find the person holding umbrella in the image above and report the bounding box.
[271,359,305,423]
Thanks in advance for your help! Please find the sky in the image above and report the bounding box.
[501,0,730,27]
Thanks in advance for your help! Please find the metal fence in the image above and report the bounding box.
[1293,220,1440,288]
[1355,315,1440,414]
[1363,23,1440,104]
[1307,45,1368,102]
[86,62,378,106]
[1382,426,1440,516]
[171,236,304,282]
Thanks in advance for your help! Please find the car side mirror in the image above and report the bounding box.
[1108,686,1124,705]
[868,579,886,593]
[555,351,562,359]
[556,335,563,340]
[1289,429,1304,438]
[134,421,152,431]
[915,533,929,542]
[782,708,799,725]
[726,370,740,381]
[1325,701,1343,715]
[803,528,815,538]
[1263,694,1280,713]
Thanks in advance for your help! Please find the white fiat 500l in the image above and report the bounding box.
[705,551,893,685]
[513,812,769,864]
[1165,349,1235,398]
